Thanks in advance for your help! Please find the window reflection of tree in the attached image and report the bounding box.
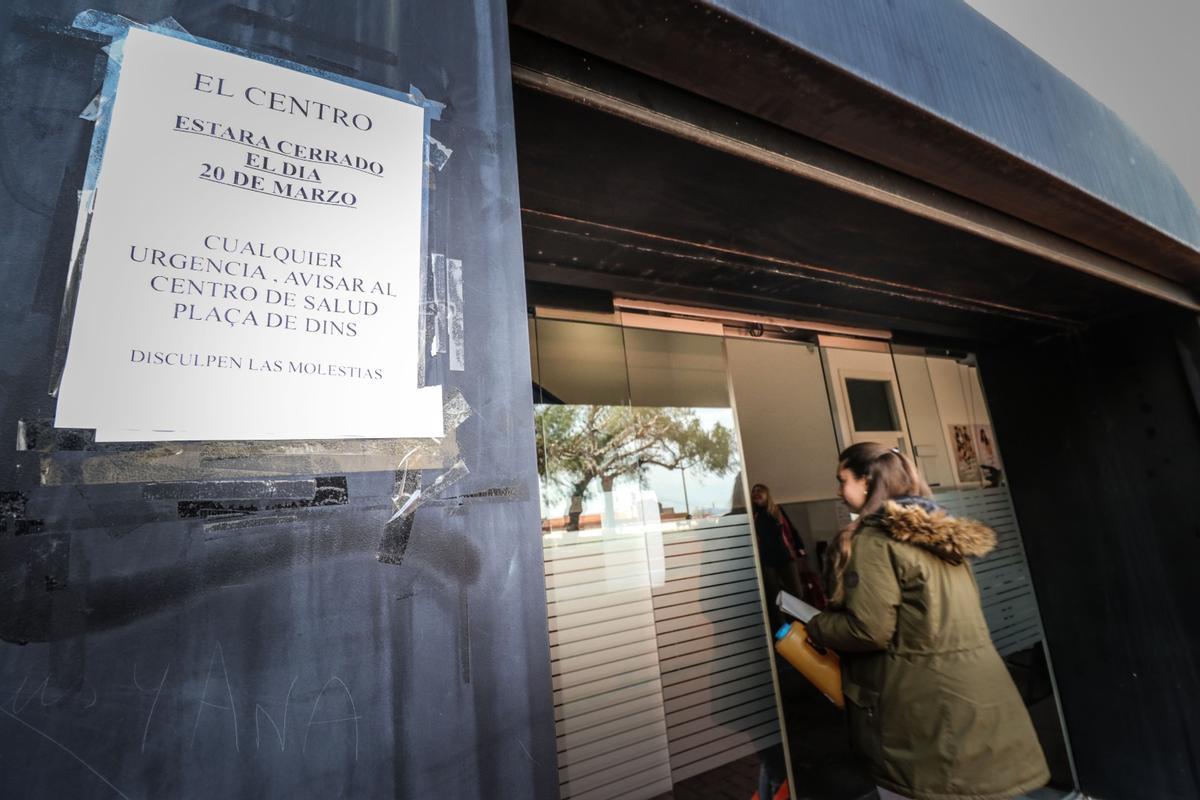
[536,405,735,530]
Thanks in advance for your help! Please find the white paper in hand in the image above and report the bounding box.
[776,590,820,624]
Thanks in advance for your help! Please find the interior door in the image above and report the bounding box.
[819,338,913,456]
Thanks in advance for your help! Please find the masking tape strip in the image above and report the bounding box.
[69,13,444,112]
[23,393,468,454]
[454,485,525,500]
[22,480,349,534]
[376,459,469,566]
[181,476,348,530]
[28,391,470,485]
[388,459,469,523]
[73,13,198,53]
[406,83,445,122]
[388,465,421,520]
[447,258,465,371]
[377,467,421,565]
[457,592,472,684]
[72,9,142,39]
[78,95,101,121]
[428,253,447,357]
[204,514,299,535]
[46,190,96,399]
[377,514,415,566]
[413,83,447,387]
[78,32,124,192]
[147,16,192,37]
[416,254,431,387]
[374,391,470,560]
[20,418,156,452]
[441,388,470,431]
[422,483,528,517]
[376,470,521,566]
[0,491,43,537]
[36,437,445,485]
[426,136,453,171]
[68,12,444,180]
[143,479,317,501]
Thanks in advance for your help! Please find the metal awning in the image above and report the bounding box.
[510,0,1200,318]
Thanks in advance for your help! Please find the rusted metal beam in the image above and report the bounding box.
[512,65,1200,313]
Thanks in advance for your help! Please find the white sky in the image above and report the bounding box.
[964,0,1200,205]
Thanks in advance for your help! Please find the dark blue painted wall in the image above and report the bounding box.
[0,2,557,798]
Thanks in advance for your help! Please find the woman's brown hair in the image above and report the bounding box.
[827,442,931,604]
[751,483,782,523]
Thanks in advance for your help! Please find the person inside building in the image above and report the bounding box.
[750,483,825,627]
[805,443,1049,800]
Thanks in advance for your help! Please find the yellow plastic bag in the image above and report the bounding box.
[775,621,844,708]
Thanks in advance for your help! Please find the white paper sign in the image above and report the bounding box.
[55,29,442,441]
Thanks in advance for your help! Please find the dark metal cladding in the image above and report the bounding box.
[981,309,1200,800]
[0,2,556,799]
[513,79,1156,343]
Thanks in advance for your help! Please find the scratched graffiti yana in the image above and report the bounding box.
[4,640,363,791]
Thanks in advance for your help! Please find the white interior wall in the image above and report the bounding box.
[532,322,732,409]
[534,318,630,406]
[893,354,956,488]
[925,357,995,489]
[725,338,840,504]
[624,328,730,408]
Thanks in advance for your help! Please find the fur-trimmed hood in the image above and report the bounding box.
[867,496,996,564]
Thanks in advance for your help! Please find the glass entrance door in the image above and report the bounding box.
[531,308,1078,800]
[728,331,1078,799]
[532,314,787,800]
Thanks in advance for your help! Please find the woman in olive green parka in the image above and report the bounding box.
[805,443,1049,800]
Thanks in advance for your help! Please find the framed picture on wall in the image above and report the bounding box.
[949,423,981,482]
[973,424,1003,487]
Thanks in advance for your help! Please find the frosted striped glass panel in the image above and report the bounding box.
[650,514,781,782]
[937,487,1043,656]
[546,528,673,800]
